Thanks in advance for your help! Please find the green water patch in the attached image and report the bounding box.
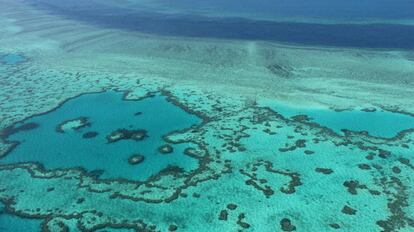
[261,101,414,138]
[0,91,201,180]
[0,53,26,65]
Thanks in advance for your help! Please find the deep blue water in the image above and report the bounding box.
[1,92,201,180]
[27,0,414,49]
[144,0,414,21]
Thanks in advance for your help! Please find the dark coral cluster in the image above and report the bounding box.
[106,129,148,143]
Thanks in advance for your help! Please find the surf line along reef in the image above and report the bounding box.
[0,79,413,231]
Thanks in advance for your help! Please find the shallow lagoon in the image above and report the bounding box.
[0,203,41,232]
[1,91,201,180]
[0,53,26,65]
[262,100,414,137]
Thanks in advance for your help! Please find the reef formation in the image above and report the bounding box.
[0,1,414,231]
[0,68,413,231]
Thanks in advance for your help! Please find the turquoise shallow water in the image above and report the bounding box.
[264,101,414,137]
[1,1,414,231]
[0,206,134,232]
[0,53,26,65]
[2,91,201,180]
[95,229,135,232]
[0,203,41,232]
[0,201,134,232]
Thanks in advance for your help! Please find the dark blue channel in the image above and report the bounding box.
[28,0,414,50]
